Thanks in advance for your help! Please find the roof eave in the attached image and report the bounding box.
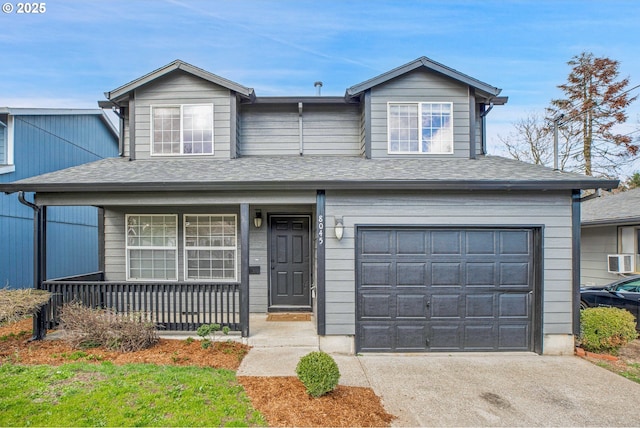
[0,179,620,195]
[346,56,502,98]
[105,60,255,103]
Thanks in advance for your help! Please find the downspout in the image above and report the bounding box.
[17,191,47,340]
[480,102,494,155]
[298,102,304,156]
[111,106,125,157]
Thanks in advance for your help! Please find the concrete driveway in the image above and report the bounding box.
[237,318,640,426]
[356,354,640,427]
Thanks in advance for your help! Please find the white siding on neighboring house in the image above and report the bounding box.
[369,69,470,159]
[581,226,620,286]
[132,71,232,160]
[324,190,574,339]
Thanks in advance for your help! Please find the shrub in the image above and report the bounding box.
[295,351,340,397]
[580,307,638,355]
[59,303,158,352]
[0,288,51,325]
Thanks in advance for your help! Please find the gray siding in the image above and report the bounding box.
[369,69,470,159]
[131,71,232,160]
[581,225,620,286]
[239,103,360,156]
[324,190,573,337]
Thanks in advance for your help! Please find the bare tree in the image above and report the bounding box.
[498,112,580,171]
[549,52,638,176]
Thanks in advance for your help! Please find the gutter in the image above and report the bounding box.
[0,178,620,194]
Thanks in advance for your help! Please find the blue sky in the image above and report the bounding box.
[2,0,640,168]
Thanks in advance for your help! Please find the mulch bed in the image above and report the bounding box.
[0,317,395,427]
[239,376,394,427]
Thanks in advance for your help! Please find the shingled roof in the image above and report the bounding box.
[582,188,640,226]
[0,155,618,193]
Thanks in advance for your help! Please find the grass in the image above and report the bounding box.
[596,361,640,384]
[0,362,267,427]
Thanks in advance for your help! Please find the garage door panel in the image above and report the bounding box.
[466,294,495,318]
[499,263,530,287]
[432,231,462,254]
[466,231,496,254]
[397,294,427,318]
[429,325,462,351]
[359,325,393,351]
[360,294,392,318]
[396,262,426,285]
[397,231,427,255]
[361,262,392,286]
[357,227,535,353]
[499,324,530,350]
[499,293,530,318]
[464,325,496,350]
[465,263,496,286]
[431,263,461,286]
[430,294,461,318]
[500,231,530,254]
[360,230,393,255]
[396,325,427,350]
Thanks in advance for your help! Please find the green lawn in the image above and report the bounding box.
[0,362,266,427]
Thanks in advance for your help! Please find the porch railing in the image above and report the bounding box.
[42,275,241,332]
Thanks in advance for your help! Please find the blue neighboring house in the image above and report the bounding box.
[0,108,118,288]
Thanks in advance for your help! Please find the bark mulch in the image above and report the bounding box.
[0,317,395,427]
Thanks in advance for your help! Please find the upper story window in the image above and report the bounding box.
[151,104,213,156]
[388,102,453,154]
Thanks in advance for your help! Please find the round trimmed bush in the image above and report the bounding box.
[295,351,340,397]
[580,307,638,355]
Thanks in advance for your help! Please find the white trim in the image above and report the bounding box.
[0,165,15,175]
[183,214,238,282]
[125,214,178,281]
[6,115,14,166]
[150,104,214,156]
[387,101,454,155]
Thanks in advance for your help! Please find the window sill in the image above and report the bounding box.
[0,165,15,175]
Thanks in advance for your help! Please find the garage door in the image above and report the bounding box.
[356,227,536,352]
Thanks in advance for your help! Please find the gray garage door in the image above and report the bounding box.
[356,227,535,352]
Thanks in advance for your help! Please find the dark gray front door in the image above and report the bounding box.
[356,227,536,352]
[269,216,311,309]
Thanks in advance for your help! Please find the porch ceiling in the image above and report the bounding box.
[0,155,618,194]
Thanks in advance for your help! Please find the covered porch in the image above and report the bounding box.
[29,193,328,340]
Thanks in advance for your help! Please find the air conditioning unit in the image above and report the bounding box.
[607,254,635,274]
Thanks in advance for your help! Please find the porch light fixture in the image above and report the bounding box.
[254,210,263,228]
[334,216,344,241]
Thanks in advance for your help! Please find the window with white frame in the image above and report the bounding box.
[184,215,237,281]
[151,104,213,155]
[388,102,453,154]
[126,215,178,280]
[619,226,640,273]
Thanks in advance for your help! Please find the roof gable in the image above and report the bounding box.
[105,60,255,104]
[346,56,503,101]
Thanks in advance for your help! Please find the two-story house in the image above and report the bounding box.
[0,108,118,288]
[0,57,616,354]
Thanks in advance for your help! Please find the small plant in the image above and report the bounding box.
[185,337,195,344]
[580,307,638,355]
[295,351,340,397]
[196,323,229,349]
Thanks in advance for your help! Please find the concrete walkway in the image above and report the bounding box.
[236,314,640,427]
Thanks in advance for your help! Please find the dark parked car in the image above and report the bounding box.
[580,275,640,328]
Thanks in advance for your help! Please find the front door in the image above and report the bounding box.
[269,216,311,309]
